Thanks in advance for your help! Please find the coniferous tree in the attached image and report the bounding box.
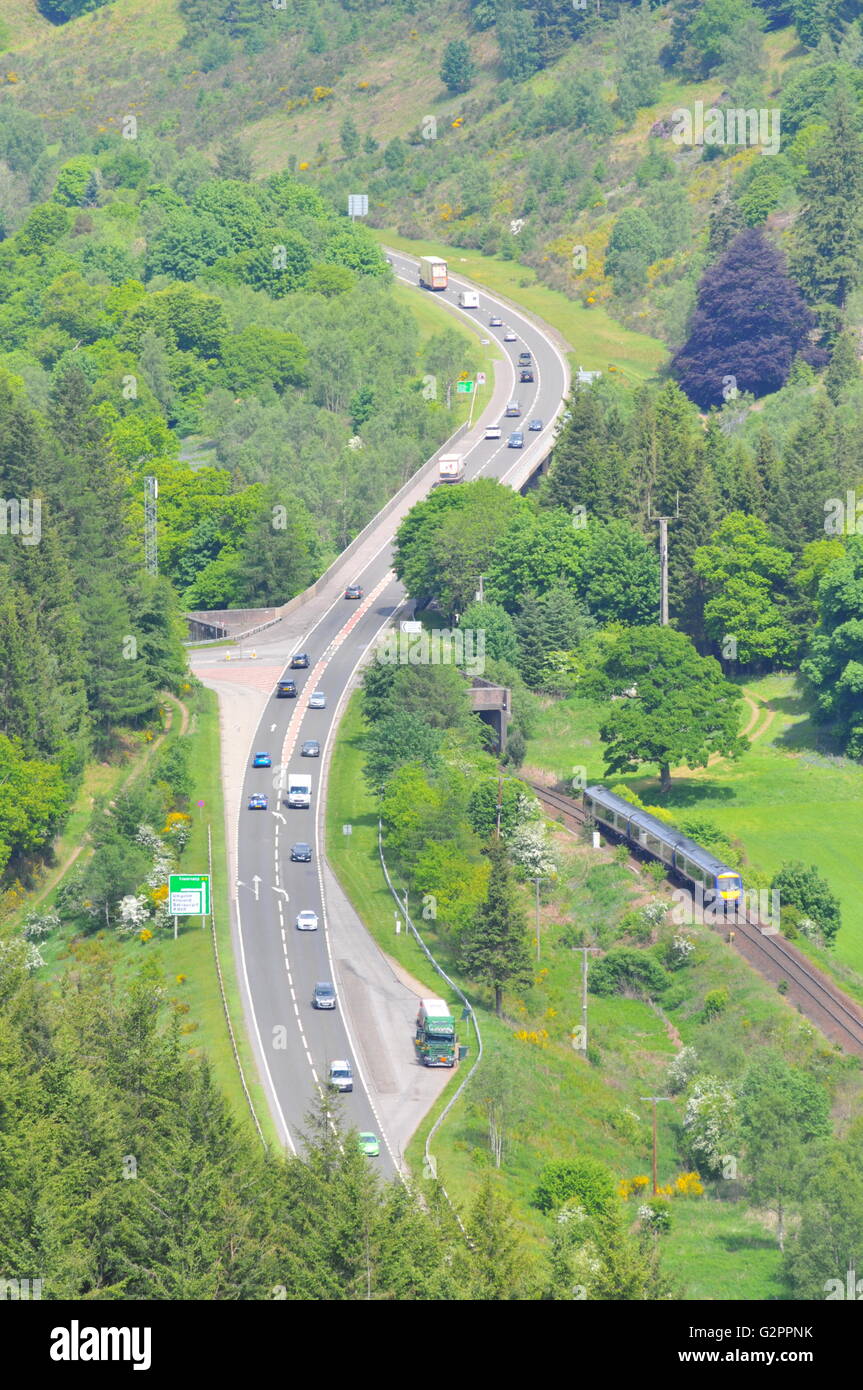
[792,89,863,313]
[460,838,533,1016]
[776,397,841,553]
[824,329,861,403]
[542,384,610,518]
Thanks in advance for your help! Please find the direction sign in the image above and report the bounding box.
[168,873,211,917]
[455,380,474,394]
[347,194,368,217]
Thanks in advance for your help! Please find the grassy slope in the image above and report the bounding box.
[525,675,863,985]
[20,685,276,1146]
[376,228,667,383]
[388,276,500,424]
[324,690,840,1296]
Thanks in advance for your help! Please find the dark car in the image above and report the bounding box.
[290,842,312,862]
[528,418,543,431]
[520,368,535,383]
[301,740,321,758]
[508,432,524,448]
[312,981,337,1010]
[344,584,363,600]
[248,793,268,810]
[290,653,310,669]
[276,680,297,698]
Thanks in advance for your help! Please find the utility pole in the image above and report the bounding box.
[495,773,503,840]
[144,475,158,575]
[640,1096,672,1195]
[532,877,542,960]
[647,493,678,627]
[576,946,601,1054]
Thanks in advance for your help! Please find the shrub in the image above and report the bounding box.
[772,861,841,944]
[532,1156,617,1215]
[589,947,669,999]
[703,987,729,1020]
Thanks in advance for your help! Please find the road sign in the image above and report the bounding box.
[476,372,486,385]
[455,380,474,394]
[347,194,368,217]
[168,873,211,916]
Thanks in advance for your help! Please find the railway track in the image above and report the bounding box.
[525,779,863,1059]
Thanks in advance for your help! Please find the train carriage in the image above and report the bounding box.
[583,785,743,907]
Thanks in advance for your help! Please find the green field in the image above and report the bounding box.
[525,675,863,984]
[373,228,668,385]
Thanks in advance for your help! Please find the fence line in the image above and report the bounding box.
[207,822,267,1148]
[377,819,483,1237]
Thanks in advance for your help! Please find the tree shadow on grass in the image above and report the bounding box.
[719,1232,778,1254]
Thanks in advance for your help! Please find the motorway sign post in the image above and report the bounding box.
[168,873,211,939]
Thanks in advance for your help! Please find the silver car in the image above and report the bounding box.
[309,692,326,709]
[313,981,337,1010]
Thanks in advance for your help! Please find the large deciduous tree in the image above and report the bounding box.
[671,228,818,408]
[694,512,797,667]
[592,626,746,792]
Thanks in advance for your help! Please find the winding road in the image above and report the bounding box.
[191,252,571,1176]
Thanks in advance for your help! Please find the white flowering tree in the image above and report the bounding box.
[667,1045,699,1094]
[683,1076,737,1176]
[509,821,558,879]
[22,911,60,940]
[118,895,151,934]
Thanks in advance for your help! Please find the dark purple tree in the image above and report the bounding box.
[671,228,822,409]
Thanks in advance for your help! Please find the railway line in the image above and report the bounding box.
[525,779,863,1060]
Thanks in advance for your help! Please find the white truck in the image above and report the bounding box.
[458,289,479,309]
[438,453,465,483]
[418,256,448,290]
[286,772,312,809]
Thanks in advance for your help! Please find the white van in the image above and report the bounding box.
[286,773,312,809]
[458,290,480,309]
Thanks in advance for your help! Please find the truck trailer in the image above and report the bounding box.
[415,997,457,1067]
[419,256,448,290]
[438,453,465,483]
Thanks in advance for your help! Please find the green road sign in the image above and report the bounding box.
[455,380,474,394]
[168,873,211,916]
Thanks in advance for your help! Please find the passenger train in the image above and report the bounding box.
[583,784,744,909]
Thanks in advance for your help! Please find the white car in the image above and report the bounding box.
[329,1059,353,1092]
[504,329,518,342]
[309,691,326,709]
[484,425,502,440]
[295,910,319,932]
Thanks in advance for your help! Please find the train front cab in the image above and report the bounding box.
[716,871,743,903]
